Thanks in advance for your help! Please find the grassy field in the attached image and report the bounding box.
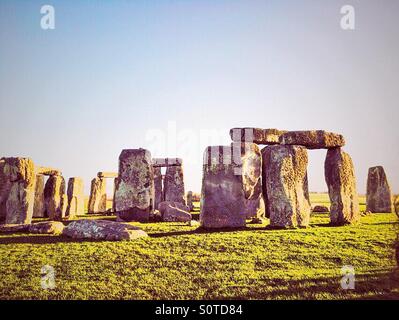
[0,192,398,300]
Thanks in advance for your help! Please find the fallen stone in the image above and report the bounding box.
[262,145,311,228]
[230,128,286,145]
[0,224,30,233]
[366,166,394,213]
[66,177,85,218]
[33,175,46,217]
[29,221,65,235]
[88,177,107,214]
[161,202,192,222]
[3,157,36,224]
[279,130,345,149]
[325,148,360,225]
[62,219,148,241]
[312,205,329,213]
[44,175,66,221]
[114,149,154,222]
[163,165,186,205]
[188,220,200,227]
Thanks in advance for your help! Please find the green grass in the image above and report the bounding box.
[0,208,397,299]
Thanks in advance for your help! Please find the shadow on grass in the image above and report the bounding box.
[219,269,399,300]
[0,234,114,245]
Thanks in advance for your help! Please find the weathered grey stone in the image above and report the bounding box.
[0,223,30,233]
[163,165,185,205]
[279,130,345,149]
[243,196,265,219]
[158,201,190,215]
[44,175,66,221]
[33,175,46,218]
[63,219,148,241]
[366,166,394,213]
[114,149,154,222]
[200,143,262,228]
[262,145,311,228]
[88,177,107,214]
[66,177,85,218]
[29,221,65,235]
[154,166,163,210]
[325,148,360,225]
[97,172,118,178]
[0,159,12,220]
[3,157,36,225]
[230,128,286,145]
[161,202,192,222]
[152,158,183,167]
[35,166,61,176]
[186,191,194,211]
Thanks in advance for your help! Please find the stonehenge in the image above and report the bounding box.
[262,145,311,228]
[366,166,394,213]
[66,177,85,218]
[113,149,154,222]
[0,128,394,233]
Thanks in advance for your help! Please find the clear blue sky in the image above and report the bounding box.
[1,0,398,196]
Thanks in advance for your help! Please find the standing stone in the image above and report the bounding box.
[2,157,36,224]
[33,175,46,218]
[163,165,185,205]
[244,197,265,219]
[262,145,311,228]
[88,177,107,214]
[0,159,12,220]
[200,143,262,228]
[66,177,85,218]
[114,149,154,222]
[279,130,345,149]
[186,191,194,211]
[325,148,360,225]
[366,166,394,213]
[154,166,163,210]
[44,175,66,221]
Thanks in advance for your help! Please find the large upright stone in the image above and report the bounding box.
[66,177,85,218]
[186,191,194,211]
[0,159,12,220]
[262,145,311,228]
[279,130,345,149]
[230,128,286,145]
[325,148,360,225]
[44,175,66,221]
[163,165,185,205]
[33,175,46,218]
[2,157,36,224]
[154,166,163,210]
[366,166,394,213]
[114,149,154,222]
[88,177,107,214]
[200,143,262,228]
